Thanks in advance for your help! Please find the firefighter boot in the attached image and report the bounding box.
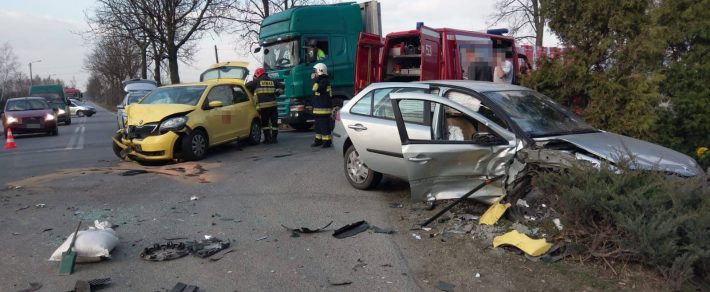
[322,140,332,148]
[311,137,323,147]
[272,131,278,144]
[263,130,272,144]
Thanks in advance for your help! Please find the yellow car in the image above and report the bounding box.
[112,79,261,161]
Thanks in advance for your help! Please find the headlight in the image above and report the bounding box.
[6,116,18,124]
[45,113,56,121]
[159,116,188,133]
[58,108,66,115]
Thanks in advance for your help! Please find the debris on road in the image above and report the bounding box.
[492,230,552,257]
[119,169,149,176]
[187,236,231,258]
[141,242,190,261]
[42,228,53,233]
[256,236,269,241]
[412,233,422,240]
[435,280,456,292]
[371,225,395,234]
[333,220,370,239]
[479,202,511,225]
[190,196,199,201]
[281,221,333,236]
[273,153,293,158]
[553,218,564,230]
[15,205,30,211]
[16,282,42,292]
[35,203,46,208]
[208,249,235,262]
[475,272,481,278]
[327,277,353,286]
[169,282,200,292]
[389,202,404,208]
[71,278,112,292]
[421,175,506,227]
[50,220,118,263]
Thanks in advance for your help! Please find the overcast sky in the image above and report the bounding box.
[0,0,558,91]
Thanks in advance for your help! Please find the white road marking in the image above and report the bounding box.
[64,125,86,150]
[76,126,86,149]
[65,127,80,150]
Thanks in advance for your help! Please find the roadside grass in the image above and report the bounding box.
[537,163,710,290]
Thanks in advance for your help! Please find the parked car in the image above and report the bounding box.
[117,79,157,129]
[333,80,703,203]
[2,97,59,137]
[69,99,96,117]
[112,79,261,162]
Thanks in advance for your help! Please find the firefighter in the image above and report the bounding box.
[246,67,279,144]
[310,63,333,148]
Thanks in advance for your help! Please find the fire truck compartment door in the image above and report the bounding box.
[354,32,383,93]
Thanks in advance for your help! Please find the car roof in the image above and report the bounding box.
[7,97,48,101]
[205,61,249,70]
[418,80,530,93]
[161,79,246,88]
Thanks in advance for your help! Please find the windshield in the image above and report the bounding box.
[201,67,248,81]
[126,91,149,105]
[31,92,62,102]
[140,86,206,106]
[6,99,49,111]
[263,40,299,70]
[66,93,81,99]
[483,90,597,137]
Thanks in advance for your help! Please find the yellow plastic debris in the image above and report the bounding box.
[492,230,552,257]
[479,202,511,225]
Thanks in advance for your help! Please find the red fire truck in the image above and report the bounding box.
[354,23,532,93]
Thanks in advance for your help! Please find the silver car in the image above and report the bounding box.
[117,79,157,129]
[333,80,703,203]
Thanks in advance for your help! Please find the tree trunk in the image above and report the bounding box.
[534,0,544,47]
[167,44,180,84]
[141,44,148,79]
[152,43,163,86]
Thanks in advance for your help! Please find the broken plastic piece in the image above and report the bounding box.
[120,169,149,176]
[553,218,564,230]
[281,221,333,234]
[189,196,199,201]
[170,282,199,292]
[479,202,511,225]
[140,242,190,261]
[435,280,456,292]
[371,225,395,234]
[17,282,42,292]
[333,221,369,239]
[492,230,552,257]
[187,237,231,258]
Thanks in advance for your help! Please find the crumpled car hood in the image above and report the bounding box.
[126,104,194,125]
[542,132,702,177]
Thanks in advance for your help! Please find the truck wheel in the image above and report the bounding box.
[248,120,261,145]
[344,145,382,190]
[290,122,312,131]
[182,129,208,161]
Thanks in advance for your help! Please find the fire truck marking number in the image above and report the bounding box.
[424,44,432,57]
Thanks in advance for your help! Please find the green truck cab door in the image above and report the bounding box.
[354,32,383,93]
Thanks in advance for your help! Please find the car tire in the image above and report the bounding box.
[51,126,58,136]
[344,145,382,190]
[77,111,85,117]
[65,118,71,125]
[290,122,312,131]
[182,129,208,161]
[248,120,261,145]
[112,139,129,161]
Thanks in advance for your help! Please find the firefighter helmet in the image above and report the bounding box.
[313,63,328,75]
[254,67,266,78]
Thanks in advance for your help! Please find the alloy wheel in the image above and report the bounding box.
[347,149,368,184]
[192,134,206,157]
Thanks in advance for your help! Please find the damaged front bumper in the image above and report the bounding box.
[112,129,180,161]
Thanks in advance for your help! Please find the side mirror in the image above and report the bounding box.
[253,47,261,53]
[117,104,124,110]
[208,101,223,108]
[472,132,507,146]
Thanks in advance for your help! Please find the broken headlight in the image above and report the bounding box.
[159,116,188,134]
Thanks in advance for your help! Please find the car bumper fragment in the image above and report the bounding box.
[113,131,179,161]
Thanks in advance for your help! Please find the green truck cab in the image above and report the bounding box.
[29,84,71,125]
[256,1,381,130]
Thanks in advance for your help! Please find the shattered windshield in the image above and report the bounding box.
[140,86,206,106]
[263,40,299,70]
[483,90,598,137]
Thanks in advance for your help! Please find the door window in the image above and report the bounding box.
[445,90,508,130]
[232,86,249,103]
[370,88,428,123]
[350,91,372,116]
[305,37,329,63]
[205,85,234,107]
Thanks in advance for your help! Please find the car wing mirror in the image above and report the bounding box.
[208,101,224,108]
[472,132,507,146]
[117,104,124,110]
[253,47,261,53]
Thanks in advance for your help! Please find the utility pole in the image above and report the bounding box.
[28,59,42,86]
[214,45,219,63]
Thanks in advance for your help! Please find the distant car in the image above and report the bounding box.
[2,97,59,137]
[29,84,71,125]
[333,80,703,203]
[117,79,157,129]
[69,99,96,117]
[112,79,261,162]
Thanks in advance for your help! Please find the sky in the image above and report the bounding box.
[0,0,559,91]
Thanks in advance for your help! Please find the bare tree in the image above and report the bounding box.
[84,36,142,108]
[223,0,326,50]
[489,0,546,46]
[0,42,21,102]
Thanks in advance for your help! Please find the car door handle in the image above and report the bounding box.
[348,124,368,131]
[408,156,432,162]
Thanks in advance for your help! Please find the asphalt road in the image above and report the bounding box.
[0,103,116,185]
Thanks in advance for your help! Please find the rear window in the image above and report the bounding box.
[200,67,248,81]
[6,99,49,111]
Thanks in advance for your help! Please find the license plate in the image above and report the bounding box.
[277,118,282,124]
[25,124,41,129]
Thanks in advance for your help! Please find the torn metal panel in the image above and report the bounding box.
[281,221,333,234]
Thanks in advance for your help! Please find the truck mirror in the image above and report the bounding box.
[254,47,261,53]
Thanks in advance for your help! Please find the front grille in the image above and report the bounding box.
[22,117,43,124]
[127,123,158,139]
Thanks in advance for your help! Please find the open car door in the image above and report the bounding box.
[390,92,518,203]
[354,32,383,93]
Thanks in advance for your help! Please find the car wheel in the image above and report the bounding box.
[77,111,85,117]
[344,145,382,190]
[65,118,71,125]
[290,122,312,131]
[182,129,208,161]
[248,120,261,145]
[51,126,59,136]
[112,140,129,161]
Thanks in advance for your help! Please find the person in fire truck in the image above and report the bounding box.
[466,50,493,82]
[494,49,514,83]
